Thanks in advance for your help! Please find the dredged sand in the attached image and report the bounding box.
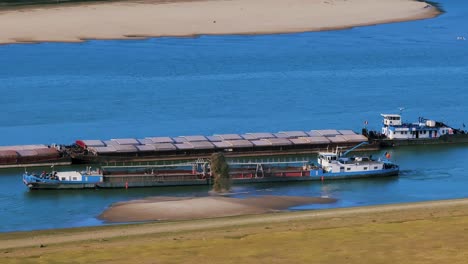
[99,195,337,222]
[0,0,440,45]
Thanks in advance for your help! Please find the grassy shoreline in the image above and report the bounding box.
[2,198,468,263]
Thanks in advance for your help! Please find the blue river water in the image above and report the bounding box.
[0,0,467,232]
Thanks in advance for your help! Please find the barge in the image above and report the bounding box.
[22,145,399,190]
[0,145,71,169]
[68,129,374,165]
[3,112,467,169]
[365,114,468,147]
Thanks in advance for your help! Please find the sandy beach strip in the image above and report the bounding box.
[0,0,440,45]
[98,195,337,222]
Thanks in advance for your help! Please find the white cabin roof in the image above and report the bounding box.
[381,114,401,118]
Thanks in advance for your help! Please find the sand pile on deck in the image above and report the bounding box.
[0,0,440,45]
[99,195,336,222]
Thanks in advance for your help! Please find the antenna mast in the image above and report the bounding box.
[398,107,405,115]
[398,107,405,123]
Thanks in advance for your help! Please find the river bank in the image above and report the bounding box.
[0,0,440,45]
[2,198,468,263]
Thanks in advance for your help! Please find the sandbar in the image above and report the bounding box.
[99,195,337,222]
[0,0,440,45]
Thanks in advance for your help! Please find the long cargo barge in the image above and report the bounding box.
[1,129,375,168]
[22,147,399,189]
[67,129,375,165]
[2,113,467,169]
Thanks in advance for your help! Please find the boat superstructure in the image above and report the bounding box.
[364,113,468,146]
[313,142,399,179]
[23,167,103,189]
[381,114,458,140]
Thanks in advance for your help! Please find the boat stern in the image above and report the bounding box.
[22,173,40,188]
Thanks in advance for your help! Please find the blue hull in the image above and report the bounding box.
[310,168,400,180]
[23,167,399,189]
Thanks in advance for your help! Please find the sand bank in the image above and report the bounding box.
[99,195,337,222]
[0,0,440,45]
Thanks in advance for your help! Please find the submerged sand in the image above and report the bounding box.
[99,195,337,222]
[0,0,440,45]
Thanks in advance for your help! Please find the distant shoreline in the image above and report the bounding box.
[0,0,441,45]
